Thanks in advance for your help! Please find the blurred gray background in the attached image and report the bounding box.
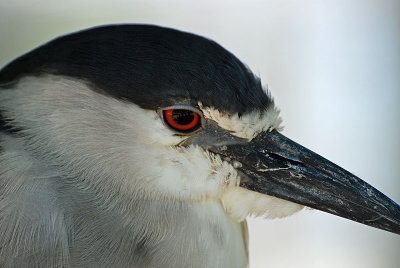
[0,0,399,267]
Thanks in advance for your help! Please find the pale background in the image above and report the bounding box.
[0,0,399,267]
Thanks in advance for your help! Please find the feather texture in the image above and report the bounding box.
[0,75,301,267]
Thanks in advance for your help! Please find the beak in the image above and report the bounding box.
[183,122,400,235]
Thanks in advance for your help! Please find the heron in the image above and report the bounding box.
[0,24,399,268]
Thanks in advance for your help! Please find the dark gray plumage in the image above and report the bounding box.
[0,25,272,114]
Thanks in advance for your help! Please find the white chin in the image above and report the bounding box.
[221,187,304,222]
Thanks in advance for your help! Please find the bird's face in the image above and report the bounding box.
[0,25,399,234]
[1,74,301,221]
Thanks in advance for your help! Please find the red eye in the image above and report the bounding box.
[163,109,201,132]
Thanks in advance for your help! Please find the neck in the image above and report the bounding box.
[0,133,248,267]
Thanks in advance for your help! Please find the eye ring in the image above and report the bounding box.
[160,105,203,134]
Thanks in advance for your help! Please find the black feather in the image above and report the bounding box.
[0,24,273,114]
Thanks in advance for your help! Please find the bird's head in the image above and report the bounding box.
[0,25,399,234]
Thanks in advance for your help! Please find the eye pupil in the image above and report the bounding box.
[163,108,201,133]
[172,110,195,125]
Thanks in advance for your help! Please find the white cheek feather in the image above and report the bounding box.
[199,102,283,140]
[221,187,304,221]
[0,74,301,221]
[0,75,239,201]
